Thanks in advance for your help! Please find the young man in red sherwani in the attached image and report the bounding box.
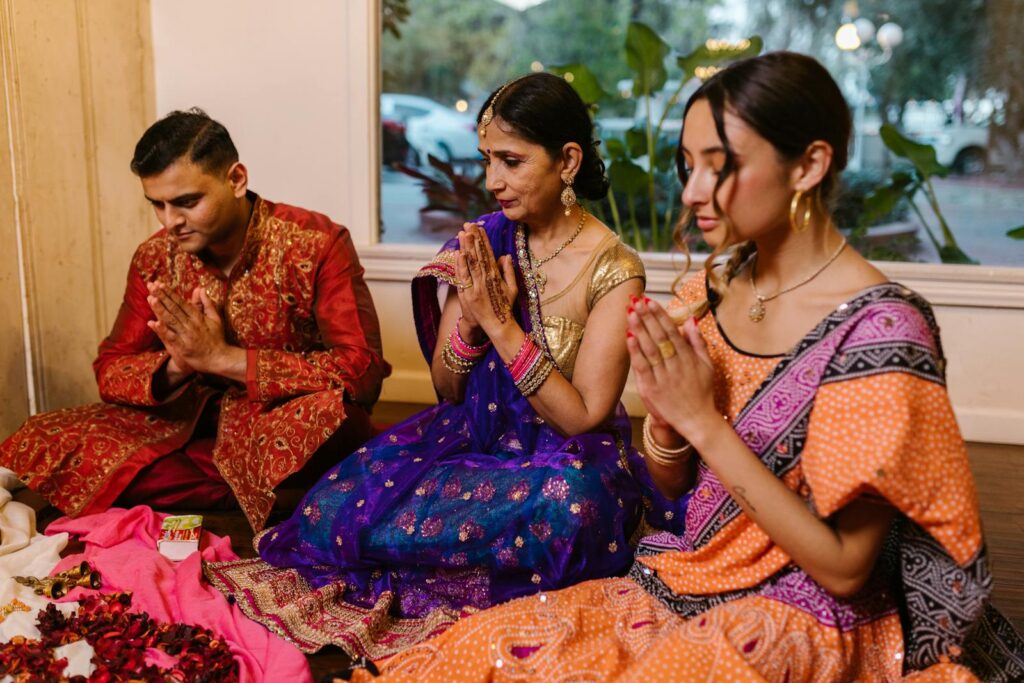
[0,109,390,530]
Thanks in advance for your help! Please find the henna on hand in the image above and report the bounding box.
[471,225,511,324]
[485,272,510,323]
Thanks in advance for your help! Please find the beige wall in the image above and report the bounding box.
[151,0,377,243]
[0,0,154,430]
[0,5,28,435]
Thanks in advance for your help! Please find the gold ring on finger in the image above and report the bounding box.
[657,340,677,360]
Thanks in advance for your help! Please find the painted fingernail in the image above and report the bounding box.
[629,294,639,304]
[626,330,633,338]
[627,305,634,314]
[643,296,652,304]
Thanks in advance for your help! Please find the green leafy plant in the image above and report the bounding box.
[861,124,976,264]
[553,24,762,252]
[1007,226,1024,240]
[382,0,410,38]
[835,169,920,262]
[835,169,908,229]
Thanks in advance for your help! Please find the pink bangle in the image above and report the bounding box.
[455,317,489,353]
[507,336,541,383]
[515,352,542,384]
[448,319,490,362]
[506,337,532,376]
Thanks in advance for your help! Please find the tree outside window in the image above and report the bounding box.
[379,0,1024,268]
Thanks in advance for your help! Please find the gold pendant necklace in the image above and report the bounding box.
[534,269,548,294]
[748,297,767,323]
[748,238,847,323]
[528,208,588,294]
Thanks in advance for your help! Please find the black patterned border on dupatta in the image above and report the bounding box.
[963,604,1024,681]
[412,246,462,366]
[630,282,1024,678]
[627,559,766,618]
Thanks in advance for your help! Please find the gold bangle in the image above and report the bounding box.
[441,341,473,375]
[642,414,693,467]
[445,349,476,369]
[516,355,554,396]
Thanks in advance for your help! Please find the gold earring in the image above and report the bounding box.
[789,190,812,233]
[560,178,577,216]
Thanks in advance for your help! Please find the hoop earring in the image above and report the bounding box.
[560,177,577,216]
[789,190,812,233]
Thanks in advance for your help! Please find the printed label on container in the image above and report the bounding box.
[158,514,203,561]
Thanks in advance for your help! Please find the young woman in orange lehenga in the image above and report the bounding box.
[344,52,1024,682]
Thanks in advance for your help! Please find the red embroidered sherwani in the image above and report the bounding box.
[0,195,390,530]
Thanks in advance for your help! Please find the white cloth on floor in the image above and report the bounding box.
[0,480,93,679]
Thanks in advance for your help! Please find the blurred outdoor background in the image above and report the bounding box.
[378,0,1024,268]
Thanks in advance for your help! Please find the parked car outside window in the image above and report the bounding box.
[902,100,991,175]
[380,93,480,166]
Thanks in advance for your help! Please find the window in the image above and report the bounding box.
[378,0,1024,268]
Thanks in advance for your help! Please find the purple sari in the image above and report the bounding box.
[206,212,676,656]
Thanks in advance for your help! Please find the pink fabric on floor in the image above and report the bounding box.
[45,506,311,683]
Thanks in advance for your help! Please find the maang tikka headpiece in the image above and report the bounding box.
[478,77,522,138]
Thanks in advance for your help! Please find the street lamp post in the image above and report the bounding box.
[835,17,903,171]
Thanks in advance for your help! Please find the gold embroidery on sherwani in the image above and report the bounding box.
[1,197,383,531]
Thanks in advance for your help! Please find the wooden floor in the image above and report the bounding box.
[20,401,1024,679]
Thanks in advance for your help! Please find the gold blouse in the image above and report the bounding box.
[539,234,645,380]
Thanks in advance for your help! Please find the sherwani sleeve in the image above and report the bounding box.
[245,229,390,407]
[92,256,172,406]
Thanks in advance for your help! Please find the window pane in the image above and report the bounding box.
[379,0,1024,267]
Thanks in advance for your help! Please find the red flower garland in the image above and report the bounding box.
[0,592,239,682]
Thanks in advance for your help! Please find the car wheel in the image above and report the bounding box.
[953,147,987,176]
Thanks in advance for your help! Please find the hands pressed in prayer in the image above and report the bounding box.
[454,223,518,338]
[626,297,717,443]
[146,282,244,382]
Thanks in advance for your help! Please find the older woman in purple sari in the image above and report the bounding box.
[206,73,679,658]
